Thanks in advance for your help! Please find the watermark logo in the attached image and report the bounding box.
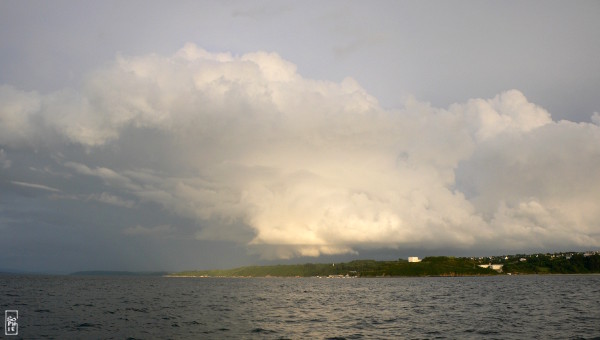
[5,310,18,336]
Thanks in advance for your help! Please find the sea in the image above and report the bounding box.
[1,274,599,339]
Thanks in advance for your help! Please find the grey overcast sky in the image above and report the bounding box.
[1,1,599,273]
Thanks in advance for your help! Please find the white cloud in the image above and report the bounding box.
[0,86,42,147]
[11,181,60,192]
[1,44,599,259]
[64,162,140,191]
[449,89,552,142]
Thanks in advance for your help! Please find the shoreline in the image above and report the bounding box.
[164,273,600,279]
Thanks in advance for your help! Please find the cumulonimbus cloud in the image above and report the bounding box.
[1,43,599,258]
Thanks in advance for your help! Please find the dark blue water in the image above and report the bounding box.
[1,274,599,339]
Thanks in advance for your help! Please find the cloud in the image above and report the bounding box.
[1,43,599,259]
[592,112,600,126]
[449,89,552,142]
[64,162,139,191]
[11,181,60,192]
[88,192,135,209]
[0,149,11,169]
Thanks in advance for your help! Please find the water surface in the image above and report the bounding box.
[1,274,599,339]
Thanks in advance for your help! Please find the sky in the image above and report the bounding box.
[1,1,599,273]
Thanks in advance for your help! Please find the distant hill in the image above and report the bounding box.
[70,271,168,276]
[170,257,499,278]
[0,268,49,275]
[170,252,600,278]
[499,253,600,274]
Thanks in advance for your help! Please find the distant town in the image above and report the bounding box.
[469,250,600,275]
[168,250,600,278]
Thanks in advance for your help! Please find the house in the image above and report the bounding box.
[408,257,421,263]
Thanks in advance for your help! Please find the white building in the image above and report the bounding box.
[408,257,421,263]
[478,263,504,272]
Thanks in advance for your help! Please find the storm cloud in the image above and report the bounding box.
[2,44,599,264]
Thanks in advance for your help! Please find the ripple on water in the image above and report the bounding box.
[2,275,600,339]
[76,322,100,329]
[251,327,278,334]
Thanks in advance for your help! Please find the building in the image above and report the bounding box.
[478,263,504,272]
[408,257,421,263]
